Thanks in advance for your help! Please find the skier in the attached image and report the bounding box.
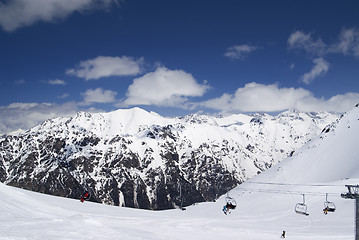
[222,205,228,214]
[80,191,90,203]
[323,206,329,215]
[281,230,286,238]
[222,202,235,215]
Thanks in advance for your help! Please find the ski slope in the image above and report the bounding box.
[0,179,355,240]
[1,106,358,239]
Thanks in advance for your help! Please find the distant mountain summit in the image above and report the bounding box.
[255,104,359,184]
[0,107,340,209]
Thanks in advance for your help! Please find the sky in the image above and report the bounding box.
[0,0,359,134]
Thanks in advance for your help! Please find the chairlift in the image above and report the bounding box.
[225,195,237,209]
[295,194,309,216]
[323,193,336,214]
[223,194,237,215]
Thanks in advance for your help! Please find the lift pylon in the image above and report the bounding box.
[341,185,359,240]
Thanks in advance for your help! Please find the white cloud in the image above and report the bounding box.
[300,58,330,84]
[296,92,359,112]
[124,67,210,107]
[288,28,359,58]
[224,44,257,60]
[0,0,118,32]
[199,82,359,113]
[81,88,117,104]
[57,93,70,99]
[66,56,144,80]
[47,79,66,85]
[288,31,327,56]
[0,102,80,134]
[14,79,26,85]
[329,28,359,57]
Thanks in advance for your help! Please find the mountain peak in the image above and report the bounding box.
[257,105,359,184]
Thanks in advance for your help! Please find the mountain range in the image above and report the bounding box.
[1,104,358,239]
[0,107,340,210]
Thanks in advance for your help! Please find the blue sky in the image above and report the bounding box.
[0,0,358,133]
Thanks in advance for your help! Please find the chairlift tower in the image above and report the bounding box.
[178,182,185,210]
[341,185,359,240]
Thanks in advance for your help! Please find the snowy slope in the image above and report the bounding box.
[0,178,355,240]
[1,106,358,239]
[253,105,359,183]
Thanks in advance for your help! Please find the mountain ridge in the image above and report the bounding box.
[0,107,340,209]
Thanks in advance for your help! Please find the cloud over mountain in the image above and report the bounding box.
[300,58,330,85]
[329,28,359,57]
[81,88,117,105]
[224,44,257,60]
[0,0,119,32]
[199,82,359,113]
[0,102,80,134]
[66,56,144,80]
[124,67,210,107]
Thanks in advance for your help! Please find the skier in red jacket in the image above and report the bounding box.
[80,191,90,203]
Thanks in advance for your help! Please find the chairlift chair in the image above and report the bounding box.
[223,194,237,215]
[323,193,336,213]
[295,194,309,216]
[225,195,237,209]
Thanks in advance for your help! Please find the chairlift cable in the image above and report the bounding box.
[238,187,340,196]
[245,181,344,187]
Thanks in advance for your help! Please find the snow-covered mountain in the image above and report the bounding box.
[251,103,359,183]
[0,107,339,209]
[1,105,358,240]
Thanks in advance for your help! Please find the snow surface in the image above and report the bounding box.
[1,106,358,239]
[0,178,355,240]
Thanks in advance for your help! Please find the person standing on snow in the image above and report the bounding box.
[80,191,90,203]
